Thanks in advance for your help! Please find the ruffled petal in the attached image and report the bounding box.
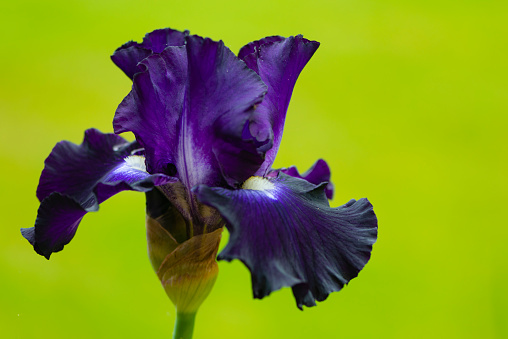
[23,129,176,258]
[239,36,320,176]
[115,35,269,188]
[111,28,189,79]
[194,173,377,309]
[267,159,334,199]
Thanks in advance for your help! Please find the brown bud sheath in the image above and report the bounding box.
[156,228,222,314]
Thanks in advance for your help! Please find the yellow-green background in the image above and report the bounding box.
[1,0,506,338]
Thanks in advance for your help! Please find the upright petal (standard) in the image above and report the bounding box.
[239,36,320,176]
[114,35,271,188]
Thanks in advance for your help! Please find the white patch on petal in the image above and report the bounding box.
[242,176,276,199]
[124,155,147,172]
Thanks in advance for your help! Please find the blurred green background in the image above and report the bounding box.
[1,0,506,338]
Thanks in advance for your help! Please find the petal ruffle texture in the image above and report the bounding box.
[115,35,269,187]
[194,173,377,309]
[111,28,189,79]
[23,129,175,258]
[239,36,320,176]
[268,159,334,199]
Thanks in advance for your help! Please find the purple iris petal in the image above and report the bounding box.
[111,28,189,79]
[194,173,377,309]
[115,35,269,188]
[268,159,334,199]
[22,193,87,259]
[22,128,175,258]
[239,35,320,176]
[238,36,286,60]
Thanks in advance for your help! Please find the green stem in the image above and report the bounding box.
[172,312,196,339]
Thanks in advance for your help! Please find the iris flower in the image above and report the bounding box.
[22,27,377,328]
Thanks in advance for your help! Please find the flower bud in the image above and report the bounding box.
[146,188,223,313]
[156,228,222,313]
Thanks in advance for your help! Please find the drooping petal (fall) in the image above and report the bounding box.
[239,36,320,176]
[111,28,189,79]
[194,173,377,309]
[114,35,270,188]
[22,129,175,258]
[267,159,334,199]
[22,193,87,259]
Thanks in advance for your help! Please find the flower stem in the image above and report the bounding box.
[172,312,196,339]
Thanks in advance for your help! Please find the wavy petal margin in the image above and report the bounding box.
[194,173,377,309]
[111,28,189,79]
[268,159,334,199]
[22,129,175,258]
